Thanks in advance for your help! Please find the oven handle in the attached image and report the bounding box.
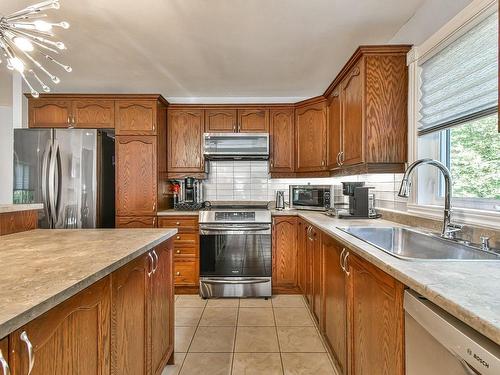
[199,225,271,234]
[201,278,270,285]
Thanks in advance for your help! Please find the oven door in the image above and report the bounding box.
[199,224,272,297]
[289,186,329,210]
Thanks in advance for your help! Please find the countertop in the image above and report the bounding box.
[0,228,177,339]
[275,209,500,345]
[0,204,43,213]
[157,209,199,216]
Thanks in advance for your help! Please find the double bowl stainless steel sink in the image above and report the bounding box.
[337,226,500,261]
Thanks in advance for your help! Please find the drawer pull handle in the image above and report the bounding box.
[176,271,181,276]
[176,236,180,240]
[176,250,181,254]
[20,331,34,375]
[176,222,180,225]
[0,348,10,375]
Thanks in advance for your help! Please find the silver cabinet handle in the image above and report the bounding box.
[147,252,154,277]
[153,202,156,212]
[336,152,341,166]
[340,151,344,165]
[0,348,10,375]
[152,250,159,274]
[20,331,34,375]
[344,252,350,276]
[340,248,346,272]
[67,116,71,124]
[233,124,236,132]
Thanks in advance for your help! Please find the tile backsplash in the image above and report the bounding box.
[202,160,407,210]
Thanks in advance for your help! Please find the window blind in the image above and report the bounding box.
[419,12,498,134]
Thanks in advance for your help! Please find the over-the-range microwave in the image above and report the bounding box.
[289,185,333,211]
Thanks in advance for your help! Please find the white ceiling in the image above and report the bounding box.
[2,0,427,102]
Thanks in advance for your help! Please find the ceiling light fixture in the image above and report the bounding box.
[0,0,71,97]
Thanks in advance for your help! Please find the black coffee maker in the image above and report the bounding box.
[338,182,379,219]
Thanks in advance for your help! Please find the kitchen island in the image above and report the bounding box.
[0,228,177,375]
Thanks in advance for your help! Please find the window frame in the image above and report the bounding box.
[406,0,500,229]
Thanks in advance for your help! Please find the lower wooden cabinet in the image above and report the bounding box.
[116,216,157,228]
[0,337,8,373]
[322,233,347,373]
[9,277,111,375]
[346,252,405,375]
[296,219,308,293]
[0,210,38,236]
[272,216,298,292]
[310,225,323,325]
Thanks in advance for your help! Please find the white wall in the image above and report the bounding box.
[389,0,473,44]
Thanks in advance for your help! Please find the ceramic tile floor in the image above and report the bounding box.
[162,295,339,375]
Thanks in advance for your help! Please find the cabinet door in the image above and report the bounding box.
[272,216,298,289]
[205,109,237,132]
[238,108,269,132]
[311,226,323,326]
[322,234,347,374]
[341,62,364,166]
[151,242,174,374]
[296,219,307,293]
[346,252,405,375]
[305,226,314,307]
[111,253,152,375]
[269,108,294,173]
[0,337,9,375]
[327,90,342,170]
[174,258,199,286]
[28,99,71,128]
[295,102,327,172]
[72,99,115,128]
[116,216,157,228]
[116,136,157,216]
[115,100,157,135]
[167,109,204,172]
[10,277,111,375]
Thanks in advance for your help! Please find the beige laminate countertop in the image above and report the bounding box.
[0,228,177,339]
[0,204,43,213]
[157,209,200,216]
[273,209,500,345]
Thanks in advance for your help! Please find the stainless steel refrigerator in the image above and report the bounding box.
[13,128,115,229]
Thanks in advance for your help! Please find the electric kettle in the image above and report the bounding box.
[275,190,285,210]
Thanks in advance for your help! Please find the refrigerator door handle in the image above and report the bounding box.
[55,145,62,226]
[48,141,61,226]
[41,140,52,226]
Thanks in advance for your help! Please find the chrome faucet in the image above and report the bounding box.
[398,158,462,239]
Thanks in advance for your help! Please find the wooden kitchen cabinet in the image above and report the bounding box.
[116,216,157,228]
[205,108,237,132]
[116,136,157,217]
[0,338,7,373]
[325,46,411,174]
[167,109,205,173]
[272,216,298,292]
[295,99,327,173]
[9,276,111,375]
[310,225,323,325]
[72,99,115,128]
[346,251,405,375]
[151,242,175,374]
[238,108,269,132]
[0,210,38,236]
[296,219,308,294]
[28,99,72,128]
[322,234,347,374]
[115,100,158,135]
[111,252,151,375]
[269,108,295,174]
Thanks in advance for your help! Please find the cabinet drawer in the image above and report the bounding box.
[158,217,198,232]
[174,247,198,257]
[173,233,198,246]
[174,259,198,286]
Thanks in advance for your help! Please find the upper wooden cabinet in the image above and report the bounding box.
[9,276,111,375]
[115,100,157,135]
[238,108,269,132]
[168,109,205,173]
[28,99,72,128]
[295,99,327,172]
[116,136,157,217]
[272,216,298,292]
[325,46,411,174]
[72,99,115,128]
[205,108,237,132]
[269,108,295,173]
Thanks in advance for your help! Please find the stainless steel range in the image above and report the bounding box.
[199,203,272,298]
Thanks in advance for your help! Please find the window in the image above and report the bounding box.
[413,7,499,215]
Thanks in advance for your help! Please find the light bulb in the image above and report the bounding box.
[9,57,25,73]
[13,37,34,52]
[59,21,70,29]
[52,76,60,84]
[33,20,53,32]
[55,42,66,50]
[31,89,39,98]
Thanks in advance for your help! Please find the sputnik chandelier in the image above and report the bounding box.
[0,0,71,97]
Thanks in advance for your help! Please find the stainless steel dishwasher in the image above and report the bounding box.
[404,290,500,375]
